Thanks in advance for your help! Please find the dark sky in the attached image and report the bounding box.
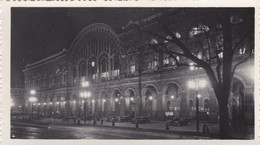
[11,8,160,87]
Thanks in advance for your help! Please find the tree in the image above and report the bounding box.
[123,8,254,138]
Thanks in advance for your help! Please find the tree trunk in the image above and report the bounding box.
[218,97,232,139]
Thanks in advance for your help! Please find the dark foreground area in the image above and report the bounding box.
[11,121,209,139]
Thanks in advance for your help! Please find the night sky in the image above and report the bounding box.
[11,8,160,87]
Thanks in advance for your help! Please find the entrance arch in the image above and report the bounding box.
[125,88,136,115]
[143,85,158,119]
[112,89,125,116]
[164,84,181,118]
[100,91,109,117]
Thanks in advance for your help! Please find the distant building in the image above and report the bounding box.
[11,87,25,114]
[22,10,254,125]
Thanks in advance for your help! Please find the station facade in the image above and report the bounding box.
[23,22,254,124]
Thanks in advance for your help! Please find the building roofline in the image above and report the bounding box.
[23,48,67,72]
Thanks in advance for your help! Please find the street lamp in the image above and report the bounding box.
[188,64,207,133]
[29,96,37,119]
[80,80,91,124]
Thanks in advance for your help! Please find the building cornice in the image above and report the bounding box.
[23,48,67,72]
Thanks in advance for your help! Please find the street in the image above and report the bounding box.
[11,121,206,139]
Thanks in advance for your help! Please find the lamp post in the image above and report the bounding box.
[188,64,207,133]
[80,80,91,124]
[29,90,37,119]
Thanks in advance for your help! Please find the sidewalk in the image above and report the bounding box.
[12,117,219,137]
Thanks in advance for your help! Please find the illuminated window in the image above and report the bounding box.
[163,54,176,66]
[130,65,135,74]
[91,61,95,67]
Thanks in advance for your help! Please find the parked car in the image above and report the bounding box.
[130,116,150,124]
[105,116,119,122]
[120,113,135,122]
[167,118,191,126]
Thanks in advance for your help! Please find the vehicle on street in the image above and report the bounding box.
[119,113,135,122]
[167,118,191,126]
[130,116,150,124]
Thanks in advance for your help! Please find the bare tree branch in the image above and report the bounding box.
[215,52,222,84]
[231,44,254,77]
[232,33,249,52]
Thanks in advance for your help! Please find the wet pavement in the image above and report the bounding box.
[11,121,208,139]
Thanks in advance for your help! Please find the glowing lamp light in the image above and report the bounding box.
[30,89,36,95]
[38,103,41,106]
[73,101,76,104]
[91,61,95,67]
[50,102,53,105]
[189,63,195,70]
[115,98,119,102]
[82,100,85,103]
[81,81,89,87]
[56,102,60,105]
[92,100,95,103]
[63,101,66,104]
[130,97,134,101]
[103,99,106,102]
[29,97,37,102]
[171,95,175,99]
[149,96,153,100]
[197,94,201,98]
[44,102,46,105]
